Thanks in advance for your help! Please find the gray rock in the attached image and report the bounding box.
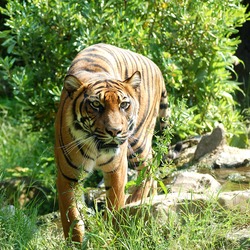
[170,172,221,194]
[227,226,250,248]
[124,187,250,219]
[228,172,247,183]
[194,124,226,161]
[218,190,250,212]
[124,193,211,219]
[173,124,250,170]
[212,146,250,169]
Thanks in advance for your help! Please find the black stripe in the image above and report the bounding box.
[86,64,110,73]
[70,134,95,161]
[58,164,78,182]
[160,103,168,109]
[119,49,129,79]
[84,53,113,67]
[106,80,123,86]
[74,122,82,130]
[134,146,144,155]
[79,100,85,115]
[82,46,98,53]
[129,133,150,158]
[59,136,80,170]
[123,50,135,75]
[58,96,81,170]
[73,68,96,73]
[72,90,85,122]
[69,57,95,70]
[91,79,123,89]
[98,156,115,167]
[91,80,107,88]
[96,44,122,74]
[161,90,167,98]
[128,161,142,170]
[131,59,151,136]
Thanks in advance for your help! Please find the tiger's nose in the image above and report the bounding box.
[105,127,122,137]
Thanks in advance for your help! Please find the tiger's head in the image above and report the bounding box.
[64,72,141,156]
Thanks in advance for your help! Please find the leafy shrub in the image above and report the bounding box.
[0,0,249,145]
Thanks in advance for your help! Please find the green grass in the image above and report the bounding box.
[0,193,38,250]
[81,201,249,250]
[0,194,248,250]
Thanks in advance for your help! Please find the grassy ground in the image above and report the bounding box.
[0,99,249,249]
[0,196,249,249]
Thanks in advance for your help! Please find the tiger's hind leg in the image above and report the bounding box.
[126,171,157,204]
[126,86,169,204]
[125,137,157,204]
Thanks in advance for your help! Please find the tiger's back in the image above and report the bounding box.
[55,43,168,242]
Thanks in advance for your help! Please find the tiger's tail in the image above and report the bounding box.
[159,86,169,132]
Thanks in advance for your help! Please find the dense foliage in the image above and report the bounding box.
[0,2,250,247]
[0,0,249,144]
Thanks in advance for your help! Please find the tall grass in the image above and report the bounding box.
[3,197,246,250]
[79,200,250,250]
[0,193,38,250]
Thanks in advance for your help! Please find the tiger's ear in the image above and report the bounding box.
[124,71,141,90]
[64,75,83,94]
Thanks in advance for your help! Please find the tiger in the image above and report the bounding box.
[54,43,169,242]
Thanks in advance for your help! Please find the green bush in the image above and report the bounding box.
[0,0,249,145]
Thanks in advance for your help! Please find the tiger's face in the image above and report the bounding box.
[65,72,140,157]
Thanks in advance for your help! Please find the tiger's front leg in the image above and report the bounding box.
[102,157,128,210]
[57,172,84,243]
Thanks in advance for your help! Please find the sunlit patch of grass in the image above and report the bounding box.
[75,199,250,249]
[1,194,249,249]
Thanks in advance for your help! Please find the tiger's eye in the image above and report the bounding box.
[120,101,130,110]
[90,100,102,110]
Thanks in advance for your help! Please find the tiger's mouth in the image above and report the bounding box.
[95,136,127,151]
[98,143,119,150]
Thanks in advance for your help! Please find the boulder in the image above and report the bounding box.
[124,189,250,221]
[227,226,250,248]
[174,124,250,170]
[170,172,221,194]
[218,190,250,212]
[194,124,226,161]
